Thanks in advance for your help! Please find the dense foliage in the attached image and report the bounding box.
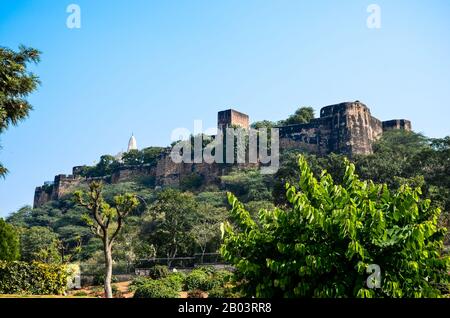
[0,45,41,177]
[147,265,170,280]
[131,267,233,298]
[3,128,450,298]
[0,261,68,295]
[20,226,60,264]
[251,106,315,129]
[221,156,450,298]
[274,131,450,244]
[185,269,210,291]
[142,189,228,264]
[133,279,180,298]
[0,219,20,261]
[78,147,165,178]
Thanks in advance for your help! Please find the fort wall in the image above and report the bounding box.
[33,101,411,208]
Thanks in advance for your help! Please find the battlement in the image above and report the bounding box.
[320,101,371,118]
[382,119,412,132]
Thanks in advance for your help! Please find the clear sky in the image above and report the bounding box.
[1,0,449,217]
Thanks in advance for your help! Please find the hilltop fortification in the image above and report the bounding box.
[33,101,410,208]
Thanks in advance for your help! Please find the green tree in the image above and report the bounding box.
[74,181,139,298]
[190,204,227,262]
[0,219,20,261]
[273,151,347,205]
[0,45,41,177]
[251,120,277,130]
[122,149,143,166]
[221,156,450,298]
[354,130,429,187]
[95,155,120,176]
[220,168,272,202]
[20,226,60,264]
[279,107,315,126]
[147,189,198,265]
[142,147,165,165]
[6,205,32,228]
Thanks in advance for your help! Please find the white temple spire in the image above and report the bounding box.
[127,133,137,152]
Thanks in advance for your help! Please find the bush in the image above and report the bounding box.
[207,284,242,298]
[73,291,88,297]
[130,272,185,295]
[180,173,204,191]
[133,279,179,298]
[0,219,20,261]
[187,289,206,298]
[148,265,170,280]
[0,261,68,295]
[129,276,151,292]
[185,269,210,291]
[207,287,227,298]
[209,270,232,289]
[93,272,118,286]
[164,272,186,292]
[195,265,216,275]
[112,284,124,298]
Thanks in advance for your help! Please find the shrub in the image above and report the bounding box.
[207,287,227,298]
[185,269,210,291]
[73,291,88,297]
[164,272,186,292]
[196,265,216,275]
[93,272,118,286]
[0,261,68,295]
[112,284,124,298]
[129,276,151,292]
[148,265,170,280]
[207,284,241,298]
[180,173,204,191]
[133,279,179,298]
[209,270,232,289]
[187,289,206,298]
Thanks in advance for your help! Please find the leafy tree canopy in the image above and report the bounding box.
[279,107,315,126]
[0,45,41,176]
[221,156,450,298]
[0,218,20,261]
[20,226,60,264]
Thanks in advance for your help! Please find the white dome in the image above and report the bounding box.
[127,134,137,151]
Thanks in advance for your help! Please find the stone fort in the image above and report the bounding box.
[34,101,411,208]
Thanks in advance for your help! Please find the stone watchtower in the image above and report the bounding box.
[218,109,249,129]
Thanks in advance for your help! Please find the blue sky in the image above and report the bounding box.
[1,0,449,217]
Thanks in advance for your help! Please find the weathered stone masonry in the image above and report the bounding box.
[33,101,411,208]
[279,101,410,155]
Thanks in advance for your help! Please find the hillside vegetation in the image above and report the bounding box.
[4,130,449,266]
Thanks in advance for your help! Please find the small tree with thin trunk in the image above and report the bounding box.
[74,181,139,298]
